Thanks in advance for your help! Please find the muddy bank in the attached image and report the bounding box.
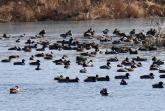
[0,0,164,22]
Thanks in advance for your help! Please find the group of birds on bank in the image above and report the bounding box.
[0,28,164,95]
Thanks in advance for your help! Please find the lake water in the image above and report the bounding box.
[0,18,165,111]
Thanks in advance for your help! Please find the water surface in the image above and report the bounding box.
[0,18,165,111]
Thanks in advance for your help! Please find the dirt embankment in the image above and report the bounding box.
[0,0,164,22]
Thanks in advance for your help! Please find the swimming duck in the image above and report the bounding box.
[152,82,164,88]
[107,57,118,62]
[100,88,109,96]
[80,68,87,73]
[35,65,41,70]
[102,29,109,35]
[29,60,40,65]
[115,73,130,79]
[84,76,96,82]
[96,75,110,81]
[120,79,127,85]
[29,55,34,60]
[54,75,63,80]
[1,57,12,62]
[117,68,127,72]
[140,73,154,79]
[13,59,25,65]
[58,77,79,83]
[10,86,20,94]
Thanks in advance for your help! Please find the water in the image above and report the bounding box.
[0,18,165,111]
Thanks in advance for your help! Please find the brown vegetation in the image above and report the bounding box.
[0,0,164,22]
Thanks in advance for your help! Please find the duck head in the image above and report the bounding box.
[66,77,69,80]
[126,73,130,77]
[22,59,25,63]
[159,81,163,86]
[37,60,40,63]
[150,73,154,77]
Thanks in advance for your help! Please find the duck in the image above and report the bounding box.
[13,59,25,65]
[16,39,20,43]
[136,62,142,67]
[115,73,130,79]
[153,60,164,65]
[10,86,20,94]
[96,75,110,81]
[84,28,95,37]
[44,53,53,60]
[120,79,127,85]
[132,56,147,62]
[140,73,154,79]
[102,29,109,35]
[20,33,26,37]
[150,64,159,70]
[58,77,79,83]
[129,29,135,35]
[39,29,46,37]
[159,69,165,73]
[29,55,34,60]
[64,64,70,69]
[107,57,118,62]
[159,74,165,78]
[125,67,134,72]
[36,47,45,51]
[1,57,12,62]
[8,46,18,50]
[54,75,63,80]
[44,55,53,60]
[67,77,79,83]
[53,59,64,65]
[117,64,123,67]
[76,56,87,64]
[152,82,164,88]
[100,65,111,69]
[117,68,127,72]
[100,61,111,69]
[29,60,40,65]
[35,53,44,57]
[80,68,87,73]
[112,40,121,44]
[82,60,94,67]
[35,65,41,70]
[2,33,7,38]
[99,37,111,42]
[22,46,31,52]
[100,88,108,96]
[9,55,19,59]
[60,30,72,38]
[121,60,133,66]
[105,50,118,54]
[152,56,157,62]
[84,76,96,82]
[129,48,138,54]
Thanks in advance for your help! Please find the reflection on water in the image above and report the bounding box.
[0,18,165,111]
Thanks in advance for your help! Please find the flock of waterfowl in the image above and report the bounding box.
[0,27,165,96]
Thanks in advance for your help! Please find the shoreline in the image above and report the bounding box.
[0,17,164,24]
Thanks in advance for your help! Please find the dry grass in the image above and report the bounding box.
[0,5,13,22]
[128,3,145,18]
[12,5,35,22]
[90,3,111,19]
[0,0,164,22]
[147,4,165,16]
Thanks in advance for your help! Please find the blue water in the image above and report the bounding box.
[0,18,165,111]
